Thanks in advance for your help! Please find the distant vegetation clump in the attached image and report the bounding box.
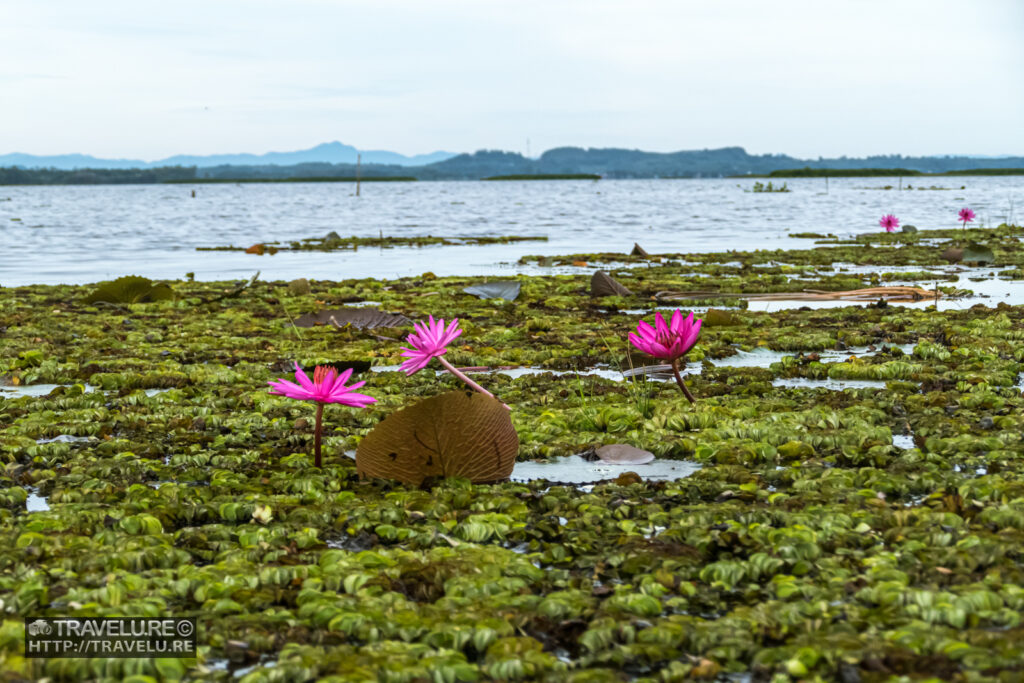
[938,168,1024,176]
[769,167,924,177]
[768,167,1024,178]
[166,176,417,184]
[482,174,601,181]
[0,166,196,185]
[749,181,790,192]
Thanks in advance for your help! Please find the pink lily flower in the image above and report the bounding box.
[268,363,375,467]
[959,207,975,229]
[879,214,899,233]
[399,315,463,375]
[628,309,702,403]
[399,315,505,406]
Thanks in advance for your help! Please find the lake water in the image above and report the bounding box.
[0,177,1021,286]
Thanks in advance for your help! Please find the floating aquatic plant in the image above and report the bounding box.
[268,363,375,467]
[82,275,174,304]
[628,309,702,403]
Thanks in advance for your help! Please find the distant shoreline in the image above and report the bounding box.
[2,167,1023,186]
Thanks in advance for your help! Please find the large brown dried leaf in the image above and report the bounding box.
[356,391,519,486]
[590,270,633,297]
[293,308,411,329]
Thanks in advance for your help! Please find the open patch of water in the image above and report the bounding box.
[0,383,95,398]
[772,378,889,390]
[35,434,92,444]
[709,343,917,369]
[892,434,916,449]
[511,455,701,484]
[26,491,50,512]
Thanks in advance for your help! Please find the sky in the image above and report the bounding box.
[2,0,1023,160]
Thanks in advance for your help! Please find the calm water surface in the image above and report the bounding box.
[0,177,1020,286]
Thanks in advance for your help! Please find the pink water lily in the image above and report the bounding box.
[399,315,463,375]
[400,315,504,405]
[628,309,702,404]
[879,214,899,233]
[268,363,376,467]
[959,207,975,229]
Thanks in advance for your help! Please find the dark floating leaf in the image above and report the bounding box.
[293,308,411,329]
[83,276,174,304]
[356,391,519,486]
[463,281,521,301]
[901,225,918,233]
[288,278,311,295]
[594,444,655,465]
[321,360,372,375]
[590,270,633,297]
[941,247,963,263]
[962,242,995,264]
[703,308,740,327]
[630,242,650,257]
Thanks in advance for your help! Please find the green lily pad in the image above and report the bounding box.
[82,276,174,304]
[962,242,995,264]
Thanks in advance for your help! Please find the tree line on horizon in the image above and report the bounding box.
[3,147,1024,184]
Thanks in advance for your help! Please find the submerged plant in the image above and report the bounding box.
[400,315,504,404]
[959,207,976,229]
[268,363,376,467]
[879,214,900,233]
[628,309,702,404]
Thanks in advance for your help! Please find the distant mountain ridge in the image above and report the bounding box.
[0,141,457,170]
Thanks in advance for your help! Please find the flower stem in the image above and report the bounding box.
[671,359,696,404]
[314,402,324,468]
[437,356,510,409]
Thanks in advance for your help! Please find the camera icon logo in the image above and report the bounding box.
[28,620,52,636]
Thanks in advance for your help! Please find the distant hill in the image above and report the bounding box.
[0,141,457,170]
[420,147,1024,179]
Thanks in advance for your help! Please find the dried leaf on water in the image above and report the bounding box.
[630,243,650,257]
[356,390,519,486]
[463,281,521,301]
[590,270,633,297]
[594,444,655,465]
[293,308,411,329]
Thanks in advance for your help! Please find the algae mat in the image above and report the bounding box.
[2,228,1024,681]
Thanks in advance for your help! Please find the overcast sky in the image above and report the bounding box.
[2,0,1022,160]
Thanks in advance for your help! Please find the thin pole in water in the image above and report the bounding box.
[825,176,829,194]
[356,153,361,197]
